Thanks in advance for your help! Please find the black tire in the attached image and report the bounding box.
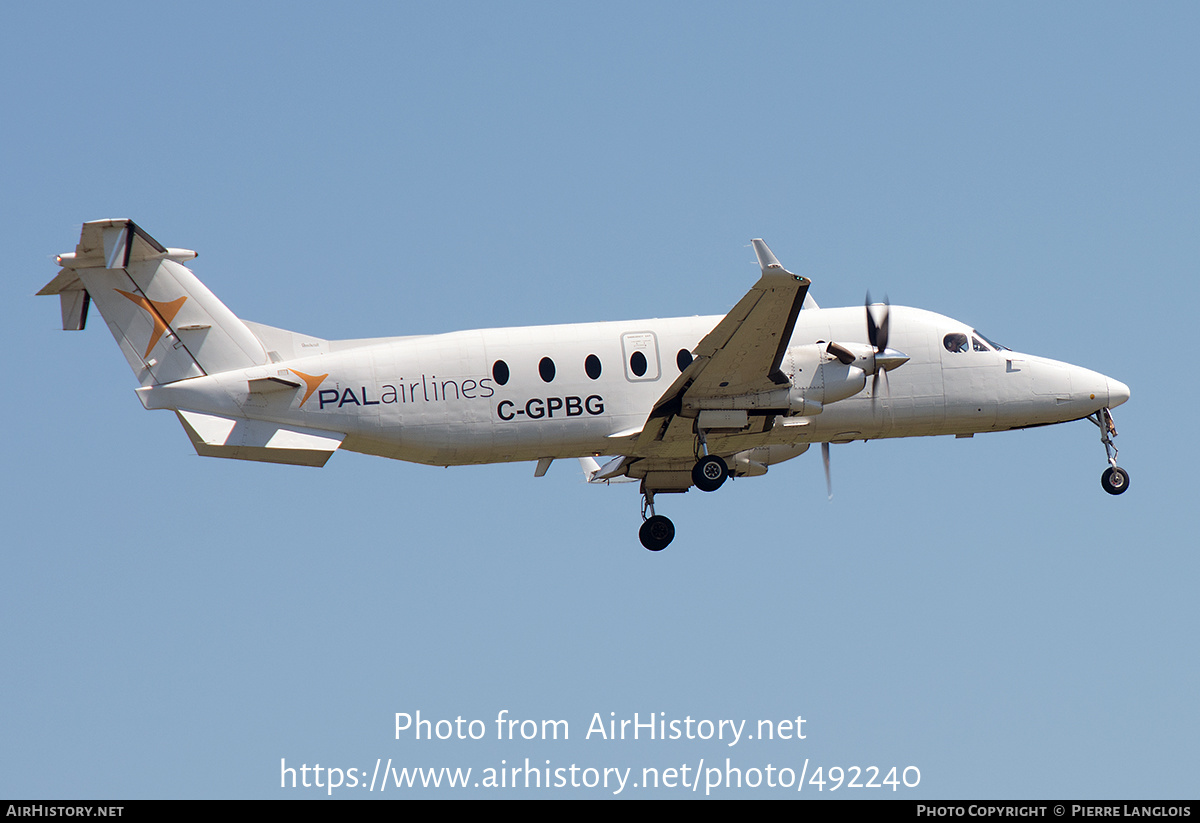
[639,515,675,551]
[692,454,729,492]
[1101,466,1130,495]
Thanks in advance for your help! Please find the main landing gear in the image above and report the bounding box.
[638,445,733,551]
[692,454,729,492]
[690,428,729,492]
[639,492,675,551]
[1089,407,1130,495]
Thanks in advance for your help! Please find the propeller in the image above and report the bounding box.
[866,291,890,352]
[865,293,897,407]
[818,295,907,497]
[822,441,832,500]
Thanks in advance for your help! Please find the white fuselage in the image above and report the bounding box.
[43,221,1133,549]
[138,305,1125,471]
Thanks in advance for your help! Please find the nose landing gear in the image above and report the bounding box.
[1089,408,1129,495]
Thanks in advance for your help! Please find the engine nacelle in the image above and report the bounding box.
[682,343,867,419]
[731,443,811,476]
[817,360,868,404]
[786,343,867,407]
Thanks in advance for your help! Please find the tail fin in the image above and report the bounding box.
[39,219,267,386]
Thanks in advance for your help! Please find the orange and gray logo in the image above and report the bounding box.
[115,289,188,358]
[290,369,329,407]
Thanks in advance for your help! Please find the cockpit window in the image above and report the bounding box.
[972,329,1008,351]
[972,336,990,352]
[943,333,969,353]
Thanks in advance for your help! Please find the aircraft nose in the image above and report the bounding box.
[1107,377,1131,408]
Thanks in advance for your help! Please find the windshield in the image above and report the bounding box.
[944,329,1010,353]
[972,329,1008,351]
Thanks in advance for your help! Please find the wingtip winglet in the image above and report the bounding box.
[751,238,782,270]
[752,238,809,287]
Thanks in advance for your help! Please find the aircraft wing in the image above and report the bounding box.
[634,239,810,459]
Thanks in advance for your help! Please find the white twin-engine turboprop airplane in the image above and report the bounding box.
[41,219,1131,550]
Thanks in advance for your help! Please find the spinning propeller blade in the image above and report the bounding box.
[866,293,891,407]
[866,292,890,352]
[822,441,832,500]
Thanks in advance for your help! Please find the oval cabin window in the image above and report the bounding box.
[492,360,510,386]
[676,349,693,372]
[630,350,647,377]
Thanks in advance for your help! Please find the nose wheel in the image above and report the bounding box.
[1101,466,1130,495]
[1089,408,1129,495]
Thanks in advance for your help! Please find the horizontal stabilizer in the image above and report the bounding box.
[177,410,344,467]
[41,220,267,386]
[38,270,91,330]
[52,219,190,270]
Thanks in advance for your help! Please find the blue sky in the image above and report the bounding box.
[3,2,1197,798]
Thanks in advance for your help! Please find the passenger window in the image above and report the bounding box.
[585,354,601,380]
[943,333,969,353]
[677,349,693,372]
[620,331,660,381]
[539,357,556,383]
[492,360,510,385]
[630,350,648,377]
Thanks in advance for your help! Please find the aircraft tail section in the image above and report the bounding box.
[40,219,268,386]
